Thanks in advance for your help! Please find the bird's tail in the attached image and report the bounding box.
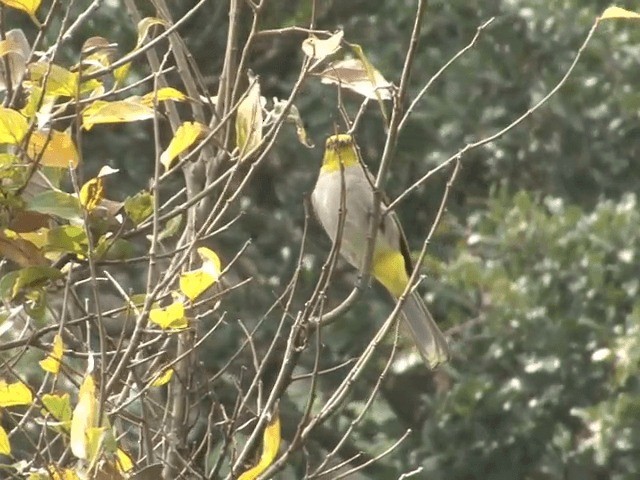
[398,291,450,368]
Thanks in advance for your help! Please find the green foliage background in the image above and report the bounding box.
[31,0,639,478]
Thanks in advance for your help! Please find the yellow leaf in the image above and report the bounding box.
[82,99,155,131]
[197,247,222,279]
[238,411,281,480]
[136,17,168,48]
[150,368,173,387]
[160,121,206,170]
[141,87,188,106]
[113,62,131,87]
[0,0,41,19]
[179,247,222,301]
[70,374,97,460]
[149,301,188,330]
[28,63,79,97]
[0,106,28,144]
[46,467,80,480]
[79,177,104,212]
[235,73,263,160]
[85,426,107,464]
[601,6,640,19]
[39,333,64,374]
[179,269,215,302]
[301,29,343,60]
[0,379,32,407]
[116,448,134,473]
[0,425,10,455]
[27,129,79,168]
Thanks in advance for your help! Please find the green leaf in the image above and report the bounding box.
[0,265,62,299]
[124,191,154,225]
[26,190,82,222]
[46,225,88,255]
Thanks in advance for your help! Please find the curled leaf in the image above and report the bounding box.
[160,121,206,170]
[70,375,97,460]
[318,57,393,100]
[136,17,168,48]
[179,247,222,301]
[0,29,29,90]
[235,73,263,160]
[301,29,343,61]
[238,410,281,480]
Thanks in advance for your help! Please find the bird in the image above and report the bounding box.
[311,133,450,368]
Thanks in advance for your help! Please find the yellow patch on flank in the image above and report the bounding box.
[372,249,409,298]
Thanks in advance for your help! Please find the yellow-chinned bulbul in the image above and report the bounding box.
[311,134,450,368]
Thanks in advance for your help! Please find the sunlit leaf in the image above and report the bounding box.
[0,0,41,23]
[150,368,174,387]
[235,73,263,160]
[28,63,82,97]
[318,57,393,100]
[41,392,72,427]
[27,129,79,168]
[149,301,187,330]
[179,270,215,302]
[70,374,97,460]
[198,247,222,278]
[0,425,10,455]
[141,87,188,106]
[116,448,134,473]
[0,229,47,267]
[46,467,80,480]
[124,190,154,225]
[39,334,64,374]
[82,99,155,130]
[601,6,640,19]
[160,121,206,170]
[238,411,281,480]
[301,29,343,60]
[179,247,222,301]
[0,106,28,144]
[136,17,168,48]
[26,190,82,222]
[0,379,32,407]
